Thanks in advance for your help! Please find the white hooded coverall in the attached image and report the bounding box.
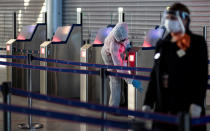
[101,22,132,107]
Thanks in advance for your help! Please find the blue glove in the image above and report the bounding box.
[125,43,132,52]
[132,80,143,93]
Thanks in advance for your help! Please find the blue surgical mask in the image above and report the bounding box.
[165,19,183,33]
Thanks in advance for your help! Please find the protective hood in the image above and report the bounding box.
[111,22,128,42]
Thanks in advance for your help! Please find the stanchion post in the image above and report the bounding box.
[44,12,48,41]
[160,11,162,22]
[13,12,16,39]
[2,82,12,131]
[118,7,124,23]
[203,26,207,41]
[178,112,190,131]
[18,54,43,129]
[77,8,83,46]
[27,54,32,128]
[100,68,107,131]
[122,12,125,22]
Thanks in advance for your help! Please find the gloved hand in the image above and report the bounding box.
[132,80,143,93]
[189,104,202,117]
[125,43,132,52]
[142,105,152,112]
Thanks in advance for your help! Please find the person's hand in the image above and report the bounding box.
[142,105,152,112]
[132,80,143,93]
[189,104,202,117]
[125,43,132,52]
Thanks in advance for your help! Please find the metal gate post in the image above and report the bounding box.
[100,68,107,131]
[18,54,43,129]
[27,54,33,129]
[13,12,16,39]
[203,26,207,41]
[2,82,12,131]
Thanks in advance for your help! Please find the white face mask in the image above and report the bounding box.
[165,19,183,33]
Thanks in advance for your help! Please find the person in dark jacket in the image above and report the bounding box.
[142,3,208,131]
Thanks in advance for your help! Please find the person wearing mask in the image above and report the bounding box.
[101,22,142,107]
[142,3,208,131]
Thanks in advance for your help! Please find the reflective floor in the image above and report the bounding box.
[0,50,139,131]
[0,94,132,131]
[0,50,210,131]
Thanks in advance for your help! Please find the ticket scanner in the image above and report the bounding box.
[80,25,115,104]
[127,27,165,113]
[6,23,47,92]
[127,47,155,112]
[40,25,82,98]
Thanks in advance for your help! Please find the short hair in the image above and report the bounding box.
[169,3,190,15]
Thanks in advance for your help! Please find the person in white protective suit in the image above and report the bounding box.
[101,22,142,107]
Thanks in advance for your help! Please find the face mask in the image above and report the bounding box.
[165,19,183,33]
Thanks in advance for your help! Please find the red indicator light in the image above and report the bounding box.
[52,36,61,42]
[81,50,86,58]
[6,45,10,52]
[93,39,102,44]
[129,54,135,62]
[142,42,152,47]
[41,48,45,55]
[17,35,26,40]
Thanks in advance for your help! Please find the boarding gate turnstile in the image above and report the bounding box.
[80,25,115,104]
[40,25,82,98]
[81,45,155,107]
[6,24,47,92]
[80,44,107,103]
[128,47,155,112]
